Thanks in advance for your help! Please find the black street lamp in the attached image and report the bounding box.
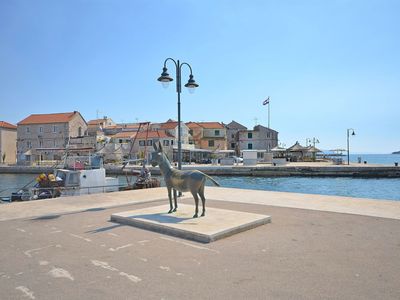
[347,128,356,165]
[157,58,199,170]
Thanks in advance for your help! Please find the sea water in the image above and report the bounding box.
[211,176,400,201]
[1,172,399,201]
[349,153,400,165]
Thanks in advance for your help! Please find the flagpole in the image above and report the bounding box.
[268,98,270,128]
[263,96,271,128]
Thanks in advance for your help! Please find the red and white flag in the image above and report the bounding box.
[263,96,270,105]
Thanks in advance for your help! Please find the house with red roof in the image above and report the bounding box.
[186,121,227,151]
[111,129,175,162]
[0,121,17,164]
[16,111,87,164]
[87,116,116,136]
[152,119,191,146]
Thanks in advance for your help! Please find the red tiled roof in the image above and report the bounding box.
[122,124,141,130]
[18,112,81,125]
[0,121,17,130]
[186,122,202,129]
[160,122,178,130]
[136,130,174,139]
[196,122,225,129]
[88,119,106,126]
[113,131,136,139]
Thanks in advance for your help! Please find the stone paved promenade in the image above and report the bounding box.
[1,187,399,299]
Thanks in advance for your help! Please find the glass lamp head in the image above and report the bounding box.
[184,74,199,93]
[157,67,173,88]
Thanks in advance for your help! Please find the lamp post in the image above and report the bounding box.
[157,58,199,170]
[347,128,356,165]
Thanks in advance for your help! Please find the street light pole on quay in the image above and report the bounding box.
[347,128,356,165]
[157,58,199,170]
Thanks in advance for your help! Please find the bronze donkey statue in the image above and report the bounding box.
[151,142,220,218]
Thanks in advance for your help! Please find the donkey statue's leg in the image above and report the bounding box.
[173,189,178,212]
[199,184,206,217]
[167,186,174,213]
[191,190,200,218]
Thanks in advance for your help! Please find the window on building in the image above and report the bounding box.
[267,132,270,138]
[189,130,193,135]
[119,139,123,144]
[248,132,253,139]
[39,141,43,148]
[39,127,43,133]
[147,140,153,146]
[215,130,220,136]
[54,140,57,147]
[53,125,57,133]
[26,127,30,133]
[27,141,31,148]
[248,143,253,149]
[171,140,174,145]
[208,140,215,147]
[231,143,235,149]
[257,152,264,159]
[163,140,170,146]
[139,140,145,146]
[231,134,235,139]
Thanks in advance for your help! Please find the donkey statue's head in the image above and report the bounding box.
[151,141,167,167]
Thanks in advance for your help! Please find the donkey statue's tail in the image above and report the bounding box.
[204,174,220,187]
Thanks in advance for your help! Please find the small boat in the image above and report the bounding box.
[9,154,159,202]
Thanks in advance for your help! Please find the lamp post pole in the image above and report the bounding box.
[347,128,355,165]
[158,58,199,170]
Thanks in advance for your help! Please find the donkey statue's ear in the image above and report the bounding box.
[158,141,163,152]
[153,143,158,151]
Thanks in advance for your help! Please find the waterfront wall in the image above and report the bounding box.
[1,164,400,178]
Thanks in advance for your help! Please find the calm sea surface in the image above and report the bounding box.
[1,173,399,202]
[349,153,400,165]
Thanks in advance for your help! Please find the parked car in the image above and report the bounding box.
[200,158,211,164]
[232,156,243,163]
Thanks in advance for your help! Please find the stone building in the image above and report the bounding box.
[186,122,227,151]
[224,120,248,155]
[87,117,116,136]
[238,125,278,152]
[152,120,190,146]
[17,111,87,164]
[0,121,17,164]
[112,130,175,162]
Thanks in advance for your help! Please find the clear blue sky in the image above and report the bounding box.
[1,0,399,153]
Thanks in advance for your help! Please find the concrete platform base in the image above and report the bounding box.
[110,203,271,243]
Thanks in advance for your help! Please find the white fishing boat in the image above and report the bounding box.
[10,154,119,201]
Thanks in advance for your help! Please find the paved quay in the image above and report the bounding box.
[1,187,400,299]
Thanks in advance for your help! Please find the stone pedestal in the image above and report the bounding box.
[111,204,271,243]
